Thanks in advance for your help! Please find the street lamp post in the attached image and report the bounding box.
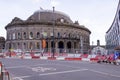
[52,6,55,57]
[80,36,83,54]
[9,41,12,57]
[91,41,94,54]
[92,41,94,48]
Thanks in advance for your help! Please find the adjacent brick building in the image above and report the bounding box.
[0,37,5,52]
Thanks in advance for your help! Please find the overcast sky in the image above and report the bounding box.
[0,0,119,45]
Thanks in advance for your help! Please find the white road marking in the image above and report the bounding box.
[32,67,56,72]
[39,69,88,76]
[6,63,84,71]
[6,61,87,69]
[53,63,84,69]
[13,69,88,79]
[6,66,26,69]
[6,64,53,69]
[89,69,120,78]
[13,77,24,80]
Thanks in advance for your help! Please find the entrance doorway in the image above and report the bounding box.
[58,41,64,53]
[67,41,71,53]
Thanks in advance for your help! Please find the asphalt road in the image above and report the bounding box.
[0,58,120,80]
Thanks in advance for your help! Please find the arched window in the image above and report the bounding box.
[18,33,21,39]
[60,18,64,23]
[68,33,70,38]
[24,43,26,45]
[58,32,60,38]
[67,41,71,49]
[9,43,11,49]
[74,42,77,49]
[51,41,55,48]
[18,43,20,49]
[13,33,15,40]
[9,34,11,40]
[36,42,40,49]
[29,42,33,49]
[23,32,26,39]
[23,43,26,49]
[74,34,76,38]
[77,34,79,39]
[36,32,40,39]
[29,32,33,39]
[63,32,66,38]
[66,33,69,38]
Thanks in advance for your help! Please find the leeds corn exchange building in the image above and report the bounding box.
[5,9,91,53]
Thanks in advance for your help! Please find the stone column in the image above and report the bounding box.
[55,41,58,53]
[71,40,74,53]
[64,40,67,53]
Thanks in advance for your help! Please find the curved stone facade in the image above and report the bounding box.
[5,9,91,53]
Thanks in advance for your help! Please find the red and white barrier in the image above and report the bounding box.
[3,53,99,62]
[4,53,120,65]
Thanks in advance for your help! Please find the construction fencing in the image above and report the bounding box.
[0,48,90,58]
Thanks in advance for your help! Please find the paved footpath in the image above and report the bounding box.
[0,58,120,80]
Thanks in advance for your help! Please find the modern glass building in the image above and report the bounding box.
[106,0,120,54]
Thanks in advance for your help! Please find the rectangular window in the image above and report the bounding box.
[13,33,15,40]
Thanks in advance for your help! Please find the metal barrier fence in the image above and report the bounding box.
[0,48,90,58]
[2,48,89,53]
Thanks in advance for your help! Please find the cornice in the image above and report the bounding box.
[5,21,91,34]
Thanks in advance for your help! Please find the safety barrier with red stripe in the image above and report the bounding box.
[2,52,98,61]
[1,52,120,65]
[19,53,99,62]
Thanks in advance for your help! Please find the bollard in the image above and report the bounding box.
[0,62,3,80]
[0,62,10,80]
[3,71,10,80]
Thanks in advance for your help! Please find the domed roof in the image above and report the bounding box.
[5,9,91,34]
[26,10,73,23]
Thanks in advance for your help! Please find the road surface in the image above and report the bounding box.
[0,58,120,80]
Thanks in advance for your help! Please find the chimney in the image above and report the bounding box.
[97,40,100,46]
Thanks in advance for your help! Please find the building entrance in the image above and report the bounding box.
[58,41,64,53]
[67,41,71,52]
